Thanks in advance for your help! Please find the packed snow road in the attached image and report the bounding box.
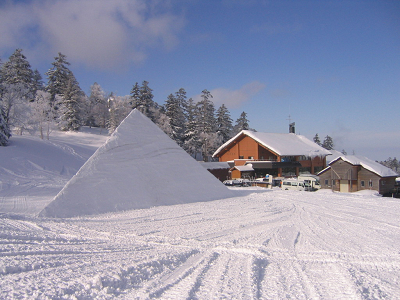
[1,188,400,299]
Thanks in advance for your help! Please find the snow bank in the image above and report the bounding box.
[39,109,233,218]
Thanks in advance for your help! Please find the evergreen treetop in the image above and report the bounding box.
[322,135,334,150]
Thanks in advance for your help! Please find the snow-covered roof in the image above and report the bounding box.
[199,162,230,170]
[326,150,343,164]
[213,130,331,157]
[233,165,254,172]
[326,155,398,178]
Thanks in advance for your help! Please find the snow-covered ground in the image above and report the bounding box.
[1,130,400,299]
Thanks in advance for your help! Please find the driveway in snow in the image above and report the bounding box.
[1,188,400,299]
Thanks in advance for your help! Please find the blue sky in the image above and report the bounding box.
[1,0,399,161]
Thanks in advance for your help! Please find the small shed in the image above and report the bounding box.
[318,155,398,195]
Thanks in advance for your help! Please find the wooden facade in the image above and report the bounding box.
[214,132,328,178]
[318,157,397,194]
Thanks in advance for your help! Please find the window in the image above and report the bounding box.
[248,156,253,159]
[239,156,244,159]
[332,179,336,186]
[325,179,329,186]
[382,180,386,186]
[361,181,365,187]
[369,180,373,187]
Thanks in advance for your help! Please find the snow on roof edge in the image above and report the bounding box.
[329,155,398,178]
[213,130,331,157]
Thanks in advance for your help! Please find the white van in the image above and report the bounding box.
[298,175,321,190]
[281,178,311,191]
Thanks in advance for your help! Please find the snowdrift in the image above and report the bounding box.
[39,109,233,218]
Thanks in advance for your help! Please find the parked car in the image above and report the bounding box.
[236,178,250,186]
[223,180,241,186]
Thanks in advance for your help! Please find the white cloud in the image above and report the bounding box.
[193,81,266,108]
[0,0,185,70]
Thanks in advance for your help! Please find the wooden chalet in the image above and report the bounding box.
[318,155,398,195]
[213,130,331,179]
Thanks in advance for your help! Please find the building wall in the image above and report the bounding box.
[219,136,260,161]
[258,145,277,161]
[216,134,327,177]
[237,136,259,159]
[231,169,241,179]
[318,159,397,194]
[379,177,397,195]
[357,168,379,191]
[219,142,239,161]
[206,168,230,182]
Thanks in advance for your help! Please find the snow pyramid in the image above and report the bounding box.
[39,109,233,218]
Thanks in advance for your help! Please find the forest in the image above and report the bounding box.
[0,49,398,169]
[0,49,251,160]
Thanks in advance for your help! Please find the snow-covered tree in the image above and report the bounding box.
[0,83,31,134]
[216,104,233,143]
[130,81,156,121]
[45,53,74,106]
[152,106,173,136]
[233,111,249,134]
[29,91,58,139]
[0,104,11,146]
[58,78,84,131]
[313,133,321,146]
[32,69,45,96]
[85,82,106,128]
[129,82,140,109]
[45,53,85,131]
[183,97,201,158]
[195,90,218,161]
[196,89,216,134]
[106,94,131,134]
[0,48,35,101]
[165,89,186,146]
[379,157,399,173]
[322,135,334,150]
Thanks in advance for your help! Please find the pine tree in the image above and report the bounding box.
[233,111,249,134]
[165,88,186,147]
[0,104,11,145]
[129,81,156,121]
[45,52,73,106]
[196,89,218,161]
[183,97,201,158]
[216,104,233,143]
[46,53,84,131]
[32,69,45,97]
[196,89,215,134]
[58,77,83,131]
[129,82,140,109]
[322,135,334,150]
[313,133,321,146]
[0,48,35,101]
